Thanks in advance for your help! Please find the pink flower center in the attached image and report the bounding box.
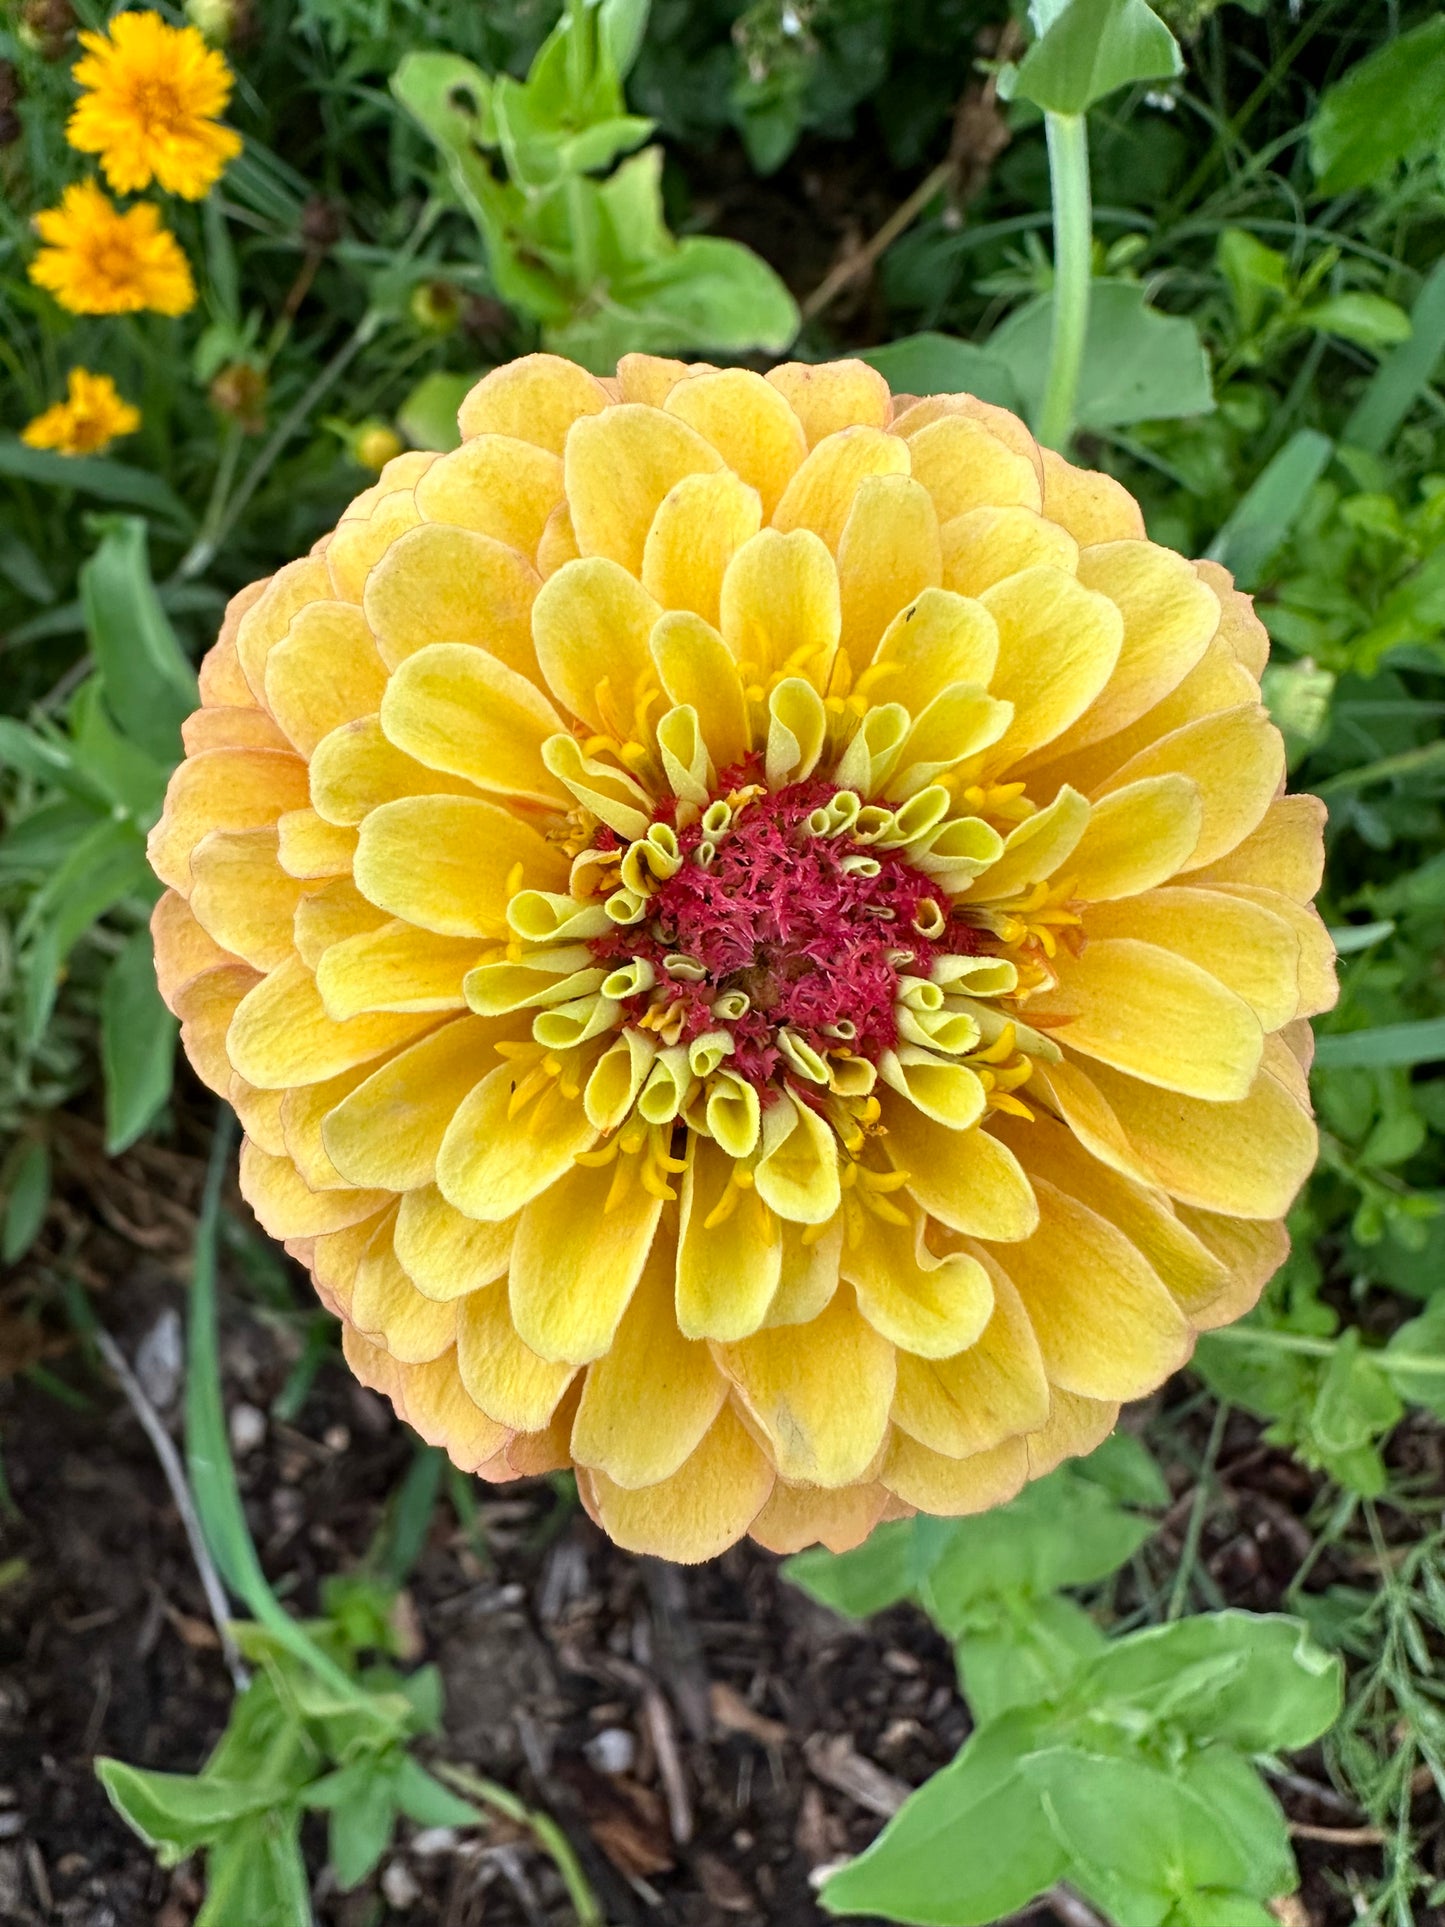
[590,776,981,1092]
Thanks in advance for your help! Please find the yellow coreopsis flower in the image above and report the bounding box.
[67,9,241,200]
[149,354,1335,1562]
[21,367,141,455]
[29,181,195,316]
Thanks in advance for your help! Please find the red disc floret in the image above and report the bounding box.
[589,778,980,1092]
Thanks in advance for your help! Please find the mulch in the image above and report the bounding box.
[0,1117,1425,1927]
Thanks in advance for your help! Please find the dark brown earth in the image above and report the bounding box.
[0,1094,1426,1927]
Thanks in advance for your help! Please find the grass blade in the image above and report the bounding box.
[1313,1020,1445,1070]
[1344,257,1445,456]
[1207,428,1333,589]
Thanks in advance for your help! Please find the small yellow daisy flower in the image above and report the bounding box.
[29,181,196,316]
[22,369,141,456]
[67,9,241,200]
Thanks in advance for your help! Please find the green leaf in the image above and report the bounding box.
[396,370,474,453]
[79,517,198,767]
[600,0,650,79]
[1313,1019,1445,1071]
[552,231,799,369]
[308,1758,401,1889]
[784,1519,915,1620]
[1345,258,1445,454]
[19,814,151,1044]
[1308,17,1445,192]
[102,927,178,1154]
[1206,429,1333,590]
[820,1713,1069,1925]
[1030,1749,1291,1924]
[1312,1329,1403,1470]
[0,437,193,527]
[1074,1612,1343,1752]
[1004,0,1182,117]
[1074,1430,1170,1509]
[198,1812,311,1927]
[96,1761,283,1860]
[395,1756,482,1829]
[987,280,1212,433]
[68,678,172,822]
[955,1592,1107,1723]
[1217,229,1288,336]
[2,1139,51,1265]
[1385,1298,1445,1418]
[1300,292,1413,351]
[860,334,1022,410]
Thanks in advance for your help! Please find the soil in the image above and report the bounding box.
[0,1096,1432,1927]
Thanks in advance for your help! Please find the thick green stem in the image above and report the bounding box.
[1037,110,1092,454]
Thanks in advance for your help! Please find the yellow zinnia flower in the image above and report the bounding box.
[67,9,241,200]
[149,354,1335,1563]
[29,181,195,316]
[21,367,141,455]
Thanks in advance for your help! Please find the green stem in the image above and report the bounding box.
[1037,110,1092,454]
[1206,1326,1445,1377]
[436,1764,606,1925]
[563,0,598,300]
[1314,738,1445,798]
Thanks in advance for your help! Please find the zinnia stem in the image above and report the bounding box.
[435,1764,606,1925]
[1037,109,1092,455]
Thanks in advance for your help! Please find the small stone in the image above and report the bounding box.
[228,1403,266,1456]
[583,1727,637,1776]
[380,1859,421,1909]
[135,1309,183,1410]
[323,1424,350,1452]
[409,1828,459,1857]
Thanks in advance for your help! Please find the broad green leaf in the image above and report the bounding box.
[1301,292,1413,351]
[1385,1297,1445,1418]
[987,280,1212,433]
[19,814,151,1044]
[308,1757,401,1889]
[79,517,197,767]
[601,0,650,79]
[0,436,193,526]
[1313,1019,1445,1070]
[552,230,799,369]
[1004,0,1181,117]
[861,334,1022,410]
[1075,1612,1343,1752]
[1030,1750,1288,1925]
[820,1714,1069,1924]
[96,1761,285,1860]
[0,715,98,802]
[1346,258,1445,454]
[1074,1430,1170,1509]
[396,370,474,453]
[785,1520,915,1620]
[102,927,178,1154]
[0,799,108,879]
[954,1592,1106,1723]
[198,1812,311,1927]
[1206,429,1333,590]
[1217,229,1288,336]
[1308,18,1445,192]
[69,677,172,822]
[395,1756,482,1829]
[2,1138,51,1265]
[1311,1330,1403,1464]
[922,1468,1153,1623]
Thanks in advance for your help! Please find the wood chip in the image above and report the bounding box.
[709,1680,789,1749]
[803,1732,911,1818]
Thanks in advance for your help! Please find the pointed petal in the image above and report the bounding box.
[228,954,434,1088]
[1065,774,1203,901]
[675,1136,783,1340]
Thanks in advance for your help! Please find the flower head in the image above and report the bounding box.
[29,180,195,315]
[150,354,1335,1562]
[67,9,241,199]
[21,367,141,455]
